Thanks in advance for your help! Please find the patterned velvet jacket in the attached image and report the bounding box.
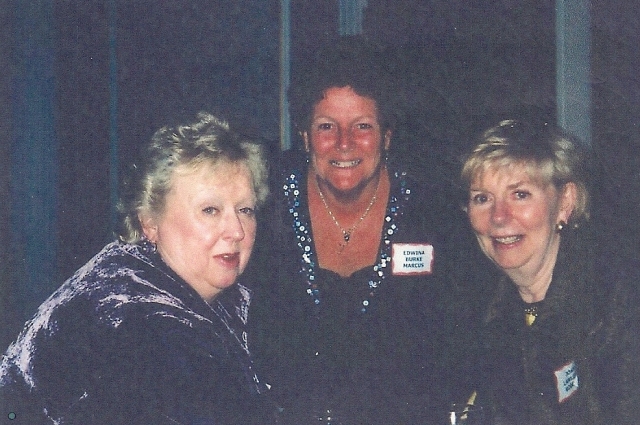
[0,241,274,425]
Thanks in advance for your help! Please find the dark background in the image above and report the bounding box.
[2,0,639,349]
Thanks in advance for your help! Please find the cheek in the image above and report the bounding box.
[239,223,257,266]
[309,134,334,152]
[475,234,495,255]
[157,219,187,245]
[172,220,217,251]
[467,210,488,234]
[360,137,383,153]
[523,206,555,230]
[244,221,258,245]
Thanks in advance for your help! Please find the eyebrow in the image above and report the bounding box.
[311,114,377,122]
[469,179,531,191]
[506,181,528,190]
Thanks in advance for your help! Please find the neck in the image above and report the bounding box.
[507,236,561,303]
[314,167,386,215]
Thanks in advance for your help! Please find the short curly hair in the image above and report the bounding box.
[289,36,397,138]
[461,119,590,225]
[118,112,269,243]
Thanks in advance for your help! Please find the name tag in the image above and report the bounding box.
[391,243,434,276]
[554,360,579,403]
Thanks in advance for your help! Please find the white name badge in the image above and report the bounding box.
[391,243,434,276]
[554,360,579,403]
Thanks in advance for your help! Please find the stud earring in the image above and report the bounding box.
[555,221,566,232]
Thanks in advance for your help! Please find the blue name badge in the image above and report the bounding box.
[554,360,579,403]
[391,243,434,276]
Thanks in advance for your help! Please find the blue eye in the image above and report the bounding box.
[515,191,530,199]
[471,193,489,204]
[202,206,217,214]
[239,207,256,217]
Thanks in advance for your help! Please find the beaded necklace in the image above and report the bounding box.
[283,168,411,314]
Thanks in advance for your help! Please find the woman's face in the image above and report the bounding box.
[141,161,257,302]
[303,86,390,194]
[466,164,574,281]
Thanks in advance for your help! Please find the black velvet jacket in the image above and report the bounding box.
[479,225,640,425]
[0,241,275,425]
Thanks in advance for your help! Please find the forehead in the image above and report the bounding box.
[312,86,378,116]
[174,158,243,177]
[170,160,251,191]
[471,161,551,188]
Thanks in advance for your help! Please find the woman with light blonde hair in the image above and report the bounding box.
[461,118,640,425]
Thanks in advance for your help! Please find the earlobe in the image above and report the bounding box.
[139,213,158,242]
[559,182,578,222]
[384,130,392,150]
[302,132,310,152]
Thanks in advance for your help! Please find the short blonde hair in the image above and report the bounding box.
[118,112,269,243]
[461,119,590,224]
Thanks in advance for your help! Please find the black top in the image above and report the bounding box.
[246,150,492,425]
[478,225,640,425]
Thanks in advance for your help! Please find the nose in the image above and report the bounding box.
[222,211,245,241]
[491,198,510,225]
[336,127,353,151]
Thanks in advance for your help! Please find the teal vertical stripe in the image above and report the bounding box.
[11,0,58,318]
[556,0,592,145]
[339,0,367,36]
[280,0,291,150]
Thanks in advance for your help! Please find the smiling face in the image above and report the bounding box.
[140,161,257,302]
[467,164,576,292]
[303,86,390,196]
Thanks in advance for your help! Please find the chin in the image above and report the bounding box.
[494,258,526,271]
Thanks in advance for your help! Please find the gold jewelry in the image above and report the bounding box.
[316,176,380,252]
[524,305,538,326]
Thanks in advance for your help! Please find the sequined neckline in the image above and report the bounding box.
[283,168,411,314]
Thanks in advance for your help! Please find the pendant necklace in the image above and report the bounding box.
[524,305,538,326]
[524,299,545,326]
[315,176,380,252]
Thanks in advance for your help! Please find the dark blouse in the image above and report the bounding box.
[246,150,490,425]
[479,226,640,425]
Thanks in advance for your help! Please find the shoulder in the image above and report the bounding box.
[1,241,206,373]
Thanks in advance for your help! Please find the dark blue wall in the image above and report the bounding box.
[3,0,639,351]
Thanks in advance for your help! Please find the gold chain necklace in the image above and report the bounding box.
[315,176,380,251]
